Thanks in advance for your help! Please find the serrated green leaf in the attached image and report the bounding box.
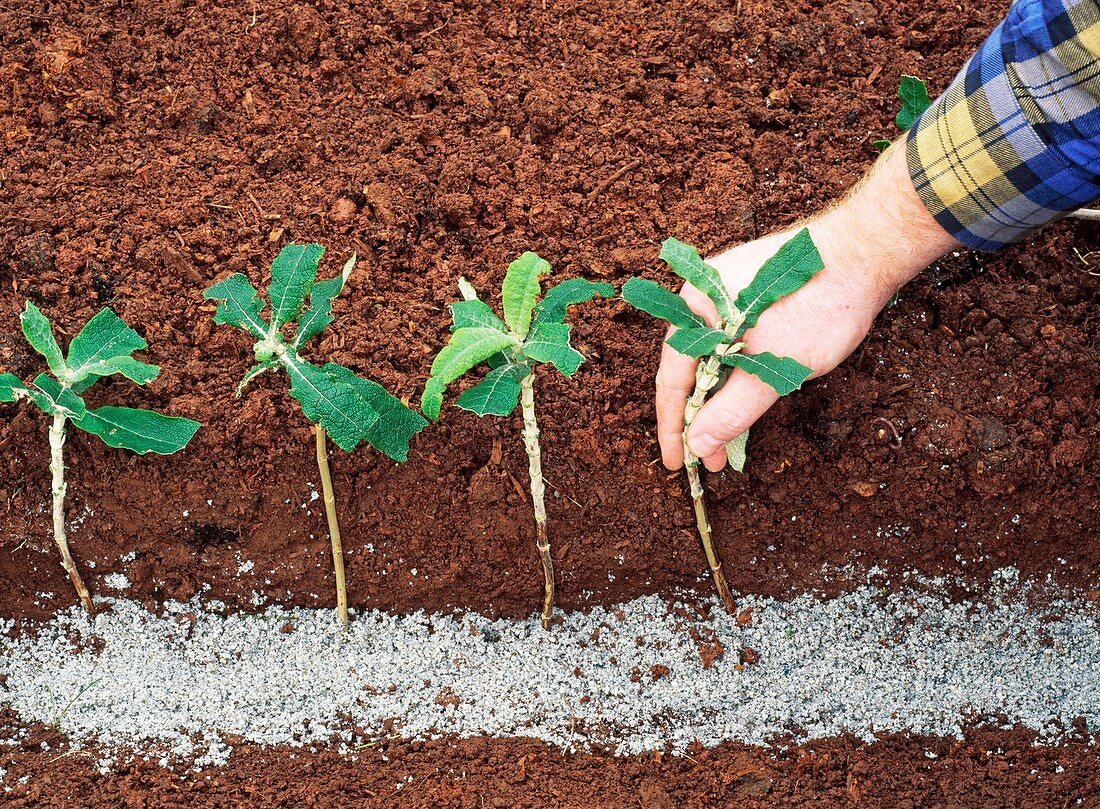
[0,372,26,402]
[319,363,426,461]
[20,302,66,376]
[501,251,550,339]
[74,356,160,388]
[449,299,507,332]
[25,374,86,418]
[73,406,200,455]
[422,327,519,419]
[896,75,931,130]
[532,278,614,326]
[485,349,515,370]
[268,243,324,331]
[204,274,269,339]
[726,430,749,473]
[665,327,731,359]
[283,356,379,453]
[455,363,529,417]
[621,277,707,330]
[522,322,585,377]
[294,253,355,348]
[720,351,812,396]
[732,228,823,335]
[69,376,99,395]
[659,238,736,323]
[236,360,277,396]
[65,309,148,383]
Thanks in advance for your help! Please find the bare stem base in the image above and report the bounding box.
[683,356,736,614]
[521,375,555,630]
[535,521,554,631]
[685,462,735,613]
[315,426,349,628]
[49,414,94,616]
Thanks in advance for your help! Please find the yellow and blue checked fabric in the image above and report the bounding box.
[907,0,1100,250]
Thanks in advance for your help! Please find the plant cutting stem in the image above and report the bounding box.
[49,413,94,616]
[520,374,554,630]
[315,426,349,628]
[682,355,736,614]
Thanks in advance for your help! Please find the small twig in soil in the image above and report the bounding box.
[871,417,903,448]
[1073,247,1100,276]
[1068,207,1100,221]
[542,475,583,508]
[587,157,643,203]
[417,14,451,38]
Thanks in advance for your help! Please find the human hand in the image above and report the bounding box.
[655,143,959,472]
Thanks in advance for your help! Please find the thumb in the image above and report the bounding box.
[686,370,780,471]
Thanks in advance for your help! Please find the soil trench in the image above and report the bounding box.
[1,0,1098,801]
[2,0,1097,623]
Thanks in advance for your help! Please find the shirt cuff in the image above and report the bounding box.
[906,12,1100,251]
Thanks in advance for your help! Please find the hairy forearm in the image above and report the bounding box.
[809,141,961,309]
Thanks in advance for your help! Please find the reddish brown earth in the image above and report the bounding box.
[1,0,1096,623]
[1,712,1097,808]
[1,0,1098,802]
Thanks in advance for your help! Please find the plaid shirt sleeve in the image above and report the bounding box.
[906,0,1100,250]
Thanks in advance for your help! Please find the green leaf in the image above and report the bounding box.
[26,374,86,418]
[20,302,66,376]
[294,253,355,348]
[455,363,529,417]
[449,299,507,332]
[732,228,823,335]
[621,278,707,330]
[283,357,379,453]
[521,322,585,377]
[268,243,324,331]
[896,75,931,130]
[720,351,812,396]
[74,356,160,389]
[422,327,519,419]
[659,238,736,323]
[65,309,149,383]
[204,274,269,339]
[319,363,427,461]
[871,139,892,152]
[532,278,614,326]
[726,430,749,473]
[485,349,515,370]
[665,327,731,359]
[501,251,550,339]
[73,406,200,455]
[0,373,24,402]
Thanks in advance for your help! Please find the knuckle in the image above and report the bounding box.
[708,409,749,440]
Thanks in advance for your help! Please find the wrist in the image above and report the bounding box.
[809,141,960,308]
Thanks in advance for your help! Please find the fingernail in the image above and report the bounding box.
[689,432,723,459]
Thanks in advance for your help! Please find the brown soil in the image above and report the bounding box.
[3,0,1096,623]
[1,0,1098,801]
[1,713,1097,807]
